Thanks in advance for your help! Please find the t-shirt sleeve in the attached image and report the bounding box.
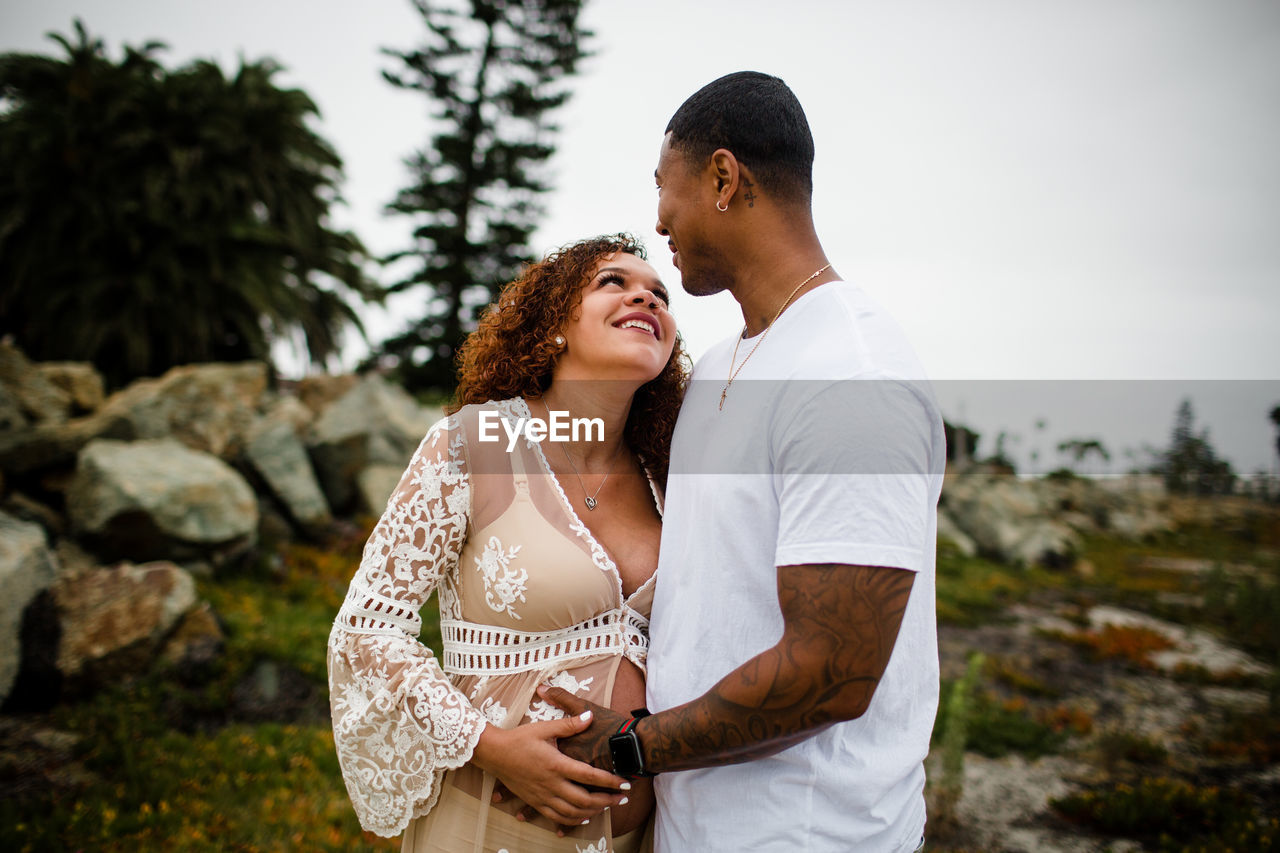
[772,378,940,571]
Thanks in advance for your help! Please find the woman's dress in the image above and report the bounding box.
[327,399,658,852]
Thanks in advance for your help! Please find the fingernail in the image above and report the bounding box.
[581,819,591,825]
[619,797,629,805]
[620,782,632,791]
[536,685,549,696]
[580,710,592,722]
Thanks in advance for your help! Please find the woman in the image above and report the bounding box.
[328,234,688,852]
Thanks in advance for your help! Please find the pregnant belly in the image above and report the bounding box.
[606,658,654,837]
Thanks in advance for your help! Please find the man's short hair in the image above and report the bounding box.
[665,71,814,204]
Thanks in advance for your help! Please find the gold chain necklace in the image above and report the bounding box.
[719,263,832,411]
[543,394,623,511]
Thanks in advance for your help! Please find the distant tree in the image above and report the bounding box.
[376,0,592,390]
[1270,404,1280,464]
[943,421,979,465]
[0,21,378,389]
[1056,437,1111,474]
[1159,398,1236,495]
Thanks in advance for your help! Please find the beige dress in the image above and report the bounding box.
[328,399,658,852]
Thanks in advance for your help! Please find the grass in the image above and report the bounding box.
[1051,778,1279,852]
[934,539,1057,626]
[2,520,403,852]
[8,505,1279,849]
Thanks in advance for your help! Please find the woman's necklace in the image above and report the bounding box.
[720,263,832,411]
[542,394,623,511]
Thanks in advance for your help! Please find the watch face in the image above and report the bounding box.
[609,732,644,778]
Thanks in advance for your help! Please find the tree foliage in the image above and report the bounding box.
[0,20,379,389]
[1057,437,1111,473]
[1160,399,1236,495]
[377,0,591,390]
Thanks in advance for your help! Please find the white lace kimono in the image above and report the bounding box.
[327,399,657,850]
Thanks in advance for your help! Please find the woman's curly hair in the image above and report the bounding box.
[450,234,690,487]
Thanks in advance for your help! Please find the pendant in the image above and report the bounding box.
[585,496,598,511]
[719,388,727,411]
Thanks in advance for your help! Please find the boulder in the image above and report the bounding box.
[67,439,258,562]
[244,417,331,533]
[52,561,198,689]
[307,375,441,513]
[294,373,358,417]
[95,362,268,459]
[936,508,977,557]
[159,601,225,677]
[356,464,407,516]
[0,342,71,426]
[942,471,1080,567]
[0,406,134,475]
[37,363,105,414]
[0,512,59,705]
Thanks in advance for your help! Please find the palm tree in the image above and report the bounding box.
[0,20,380,388]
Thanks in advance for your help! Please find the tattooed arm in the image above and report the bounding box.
[540,560,915,773]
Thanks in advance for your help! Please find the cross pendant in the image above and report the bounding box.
[719,388,727,411]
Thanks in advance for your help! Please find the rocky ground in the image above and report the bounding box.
[926,553,1278,852]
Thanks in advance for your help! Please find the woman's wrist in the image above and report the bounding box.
[470,723,507,775]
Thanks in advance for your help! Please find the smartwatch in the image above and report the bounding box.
[608,708,654,779]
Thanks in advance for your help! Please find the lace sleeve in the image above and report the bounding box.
[326,414,487,838]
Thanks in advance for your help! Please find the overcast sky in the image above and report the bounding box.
[4,0,1279,473]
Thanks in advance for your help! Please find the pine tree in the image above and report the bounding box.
[377,0,591,390]
[1161,398,1236,495]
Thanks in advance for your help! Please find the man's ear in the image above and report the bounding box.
[710,148,741,210]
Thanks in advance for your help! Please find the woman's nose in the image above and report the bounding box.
[629,291,658,308]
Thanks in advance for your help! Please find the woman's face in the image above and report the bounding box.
[556,252,676,383]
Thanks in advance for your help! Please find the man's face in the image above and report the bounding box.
[654,133,730,296]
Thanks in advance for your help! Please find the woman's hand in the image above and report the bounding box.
[471,711,632,830]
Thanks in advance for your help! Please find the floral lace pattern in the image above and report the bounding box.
[327,417,487,838]
[527,670,595,722]
[475,536,528,619]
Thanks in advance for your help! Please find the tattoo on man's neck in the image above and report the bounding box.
[743,178,756,208]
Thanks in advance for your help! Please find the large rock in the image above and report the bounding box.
[0,342,72,426]
[942,471,1081,567]
[936,508,977,557]
[244,416,331,533]
[95,362,269,459]
[294,373,358,417]
[67,439,258,561]
[0,407,134,475]
[37,363,105,414]
[52,561,199,689]
[356,464,407,516]
[307,375,440,513]
[0,512,59,705]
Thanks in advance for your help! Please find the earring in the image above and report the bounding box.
[554,335,566,347]
[716,200,729,212]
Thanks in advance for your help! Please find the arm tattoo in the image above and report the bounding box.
[640,563,914,773]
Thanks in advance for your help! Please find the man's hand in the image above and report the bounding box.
[534,686,628,771]
[470,711,630,829]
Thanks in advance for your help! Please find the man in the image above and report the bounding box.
[541,70,944,852]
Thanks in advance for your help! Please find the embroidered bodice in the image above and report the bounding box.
[327,398,658,841]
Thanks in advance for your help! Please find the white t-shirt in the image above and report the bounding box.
[647,281,944,852]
